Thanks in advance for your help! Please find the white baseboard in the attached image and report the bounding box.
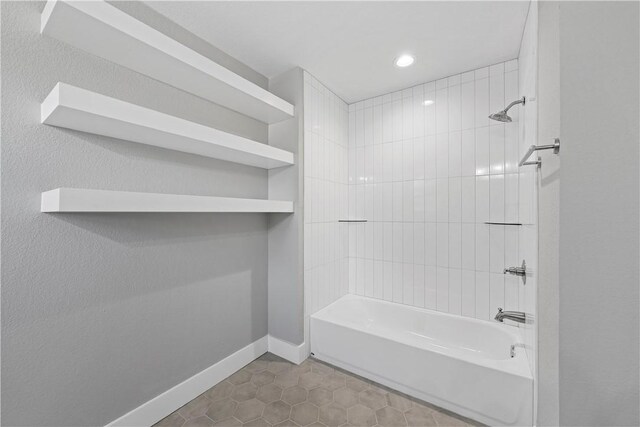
[106,336,269,427]
[105,335,309,427]
[267,335,308,365]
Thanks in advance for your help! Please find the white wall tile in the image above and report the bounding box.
[436,88,448,134]
[304,74,349,315]
[475,66,489,80]
[504,122,519,173]
[364,107,373,146]
[403,181,414,222]
[392,182,403,221]
[436,223,449,267]
[365,259,374,296]
[505,173,519,223]
[425,265,437,309]
[461,129,475,177]
[490,175,505,222]
[437,267,449,312]
[461,81,475,130]
[403,139,414,181]
[392,100,403,141]
[340,61,518,321]
[448,131,462,177]
[448,268,462,315]
[383,261,393,301]
[425,179,437,222]
[436,178,449,222]
[425,223,437,266]
[402,263,414,305]
[461,270,476,317]
[448,84,461,132]
[449,177,462,222]
[413,264,425,308]
[475,271,490,320]
[383,222,393,262]
[475,78,489,128]
[392,141,403,182]
[489,124,505,174]
[382,182,393,221]
[461,70,474,83]
[449,223,462,269]
[414,223,425,264]
[476,176,490,223]
[392,222,403,263]
[489,226,505,273]
[505,71,519,122]
[424,92,436,135]
[436,133,449,178]
[425,135,437,179]
[403,223,414,264]
[356,109,365,147]
[489,273,505,316]
[374,260,384,299]
[461,224,476,270]
[476,224,490,272]
[403,97,413,140]
[414,180,425,221]
[392,262,403,303]
[461,177,475,222]
[414,138,425,180]
[413,86,425,137]
[373,104,383,145]
[382,143,393,182]
[489,70,505,125]
[382,102,393,143]
[475,127,490,175]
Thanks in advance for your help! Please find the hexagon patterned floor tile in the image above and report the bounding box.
[153,353,482,427]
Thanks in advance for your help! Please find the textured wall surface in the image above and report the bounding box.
[268,67,305,345]
[558,1,639,426]
[534,2,561,425]
[1,2,271,425]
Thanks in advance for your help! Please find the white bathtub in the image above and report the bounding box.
[310,295,533,426]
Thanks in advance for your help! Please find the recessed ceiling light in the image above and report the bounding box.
[423,100,434,106]
[394,54,415,68]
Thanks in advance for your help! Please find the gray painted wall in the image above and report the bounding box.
[559,2,639,425]
[1,2,272,425]
[268,68,305,345]
[536,2,560,425]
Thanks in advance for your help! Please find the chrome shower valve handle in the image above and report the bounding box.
[503,260,527,284]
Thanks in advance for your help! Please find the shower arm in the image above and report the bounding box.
[519,138,561,167]
[502,97,525,113]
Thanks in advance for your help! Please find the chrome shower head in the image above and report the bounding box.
[488,96,525,122]
[488,110,512,122]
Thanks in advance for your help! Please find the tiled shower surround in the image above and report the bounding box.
[304,60,523,322]
[303,72,350,315]
[345,60,521,321]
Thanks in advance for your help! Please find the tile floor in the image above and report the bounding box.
[154,353,481,427]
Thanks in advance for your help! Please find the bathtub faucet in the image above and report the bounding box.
[494,308,526,324]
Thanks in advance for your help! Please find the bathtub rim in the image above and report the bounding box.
[311,294,533,380]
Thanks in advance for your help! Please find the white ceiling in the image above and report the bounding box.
[147,1,530,103]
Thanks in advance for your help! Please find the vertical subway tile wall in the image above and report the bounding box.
[303,72,350,315]
[347,60,521,321]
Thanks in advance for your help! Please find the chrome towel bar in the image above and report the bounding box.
[338,219,367,223]
[519,138,560,167]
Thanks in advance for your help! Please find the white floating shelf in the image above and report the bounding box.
[42,83,294,169]
[41,188,294,213]
[41,0,294,124]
